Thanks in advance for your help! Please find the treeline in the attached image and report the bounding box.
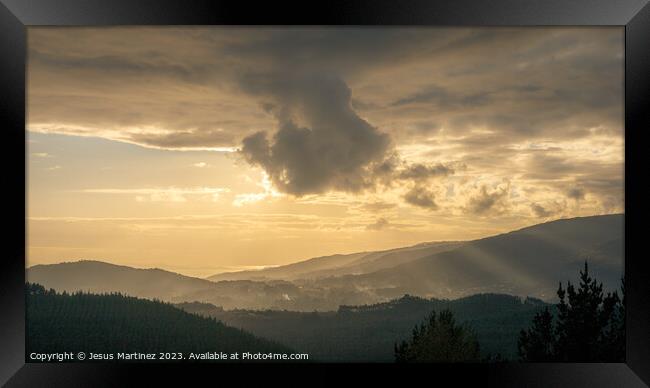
[26,283,291,361]
[179,292,548,361]
[27,261,622,363]
[394,262,625,362]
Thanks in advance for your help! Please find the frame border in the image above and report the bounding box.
[1,0,648,386]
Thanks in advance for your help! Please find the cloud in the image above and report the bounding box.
[391,85,492,109]
[370,154,456,190]
[397,162,454,181]
[530,203,553,218]
[366,217,390,231]
[391,85,450,107]
[523,153,579,180]
[403,186,438,210]
[28,27,623,154]
[240,74,391,196]
[567,187,586,201]
[467,184,509,215]
[129,129,234,149]
[26,27,624,222]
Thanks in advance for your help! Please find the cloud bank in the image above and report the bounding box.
[240,74,390,196]
[27,27,624,217]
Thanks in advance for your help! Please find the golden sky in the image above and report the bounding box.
[27,27,624,277]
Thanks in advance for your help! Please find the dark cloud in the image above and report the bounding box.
[384,29,623,142]
[220,28,462,78]
[406,121,441,137]
[350,98,381,111]
[398,163,454,181]
[403,186,438,210]
[29,50,212,83]
[370,153,401,182]
[370,154,456,189]
[574,174,623,194]
[28,27,623,156]
[240,74,391,196]
[391,85,492,109]
[567,187,586,201]
[364,153,456,197]
[530,203,553,218]
[366,217,390,231]
[523,153,578,180]
[237,71,456,197]
[514,84,543,93]
[27,27,623,218]
[467,185,509,215]
[391,85,450,107]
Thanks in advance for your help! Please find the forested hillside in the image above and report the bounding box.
[178,293,550,361]
[26,283,291,361]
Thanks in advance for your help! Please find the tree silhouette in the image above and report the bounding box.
[517,307,555,361]
[601,277,625,361]
[395,309,480,362]
[518,262,624,362]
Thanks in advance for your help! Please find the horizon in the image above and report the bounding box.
[27,212,623,278]
[27,27,624,276]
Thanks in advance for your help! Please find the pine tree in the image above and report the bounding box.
[601,277,625,361]
[554,261,619,361]
[395,309,480,362]
[517,262,624,362]
[518,307,555,361]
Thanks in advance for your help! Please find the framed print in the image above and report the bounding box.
[1,0,649,386]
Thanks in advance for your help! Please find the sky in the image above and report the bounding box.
[27,27,624,277]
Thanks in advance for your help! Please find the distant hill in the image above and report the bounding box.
[208,251,370,281]
[315,214,623,300]
[26,283,291,360]
[207,241,464,281]
[177,293,550,361]
[28,214,624,310]
[27,261,328,310]
[27,260,216,301]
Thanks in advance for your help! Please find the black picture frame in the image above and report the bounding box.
[1,0,648,386]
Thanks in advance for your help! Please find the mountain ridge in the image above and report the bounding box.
[28,213,624,310]
[177,292,551,361]
[206,214,622,283]
[312,213,623,300]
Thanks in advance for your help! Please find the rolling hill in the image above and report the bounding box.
[27,260,216,301]
[27,214,624,310]
[27,261,327,310]
[26,283,291,361]
[313,214,623,300]
[207,240,464,281]
[177,293,550,361]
